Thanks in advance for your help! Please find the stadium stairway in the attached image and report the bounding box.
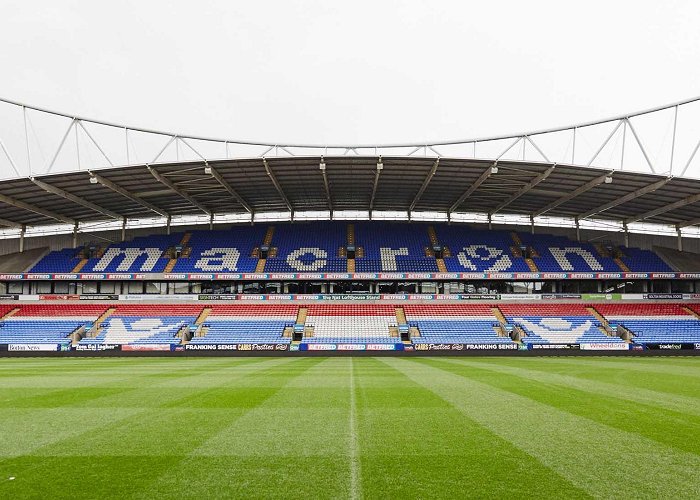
[87,307,117,338]
[683,306,700,320]
[394,307,410,341]
[1,307,20,320]
[72,258,88,273]
[594,243,631,272]
[593,243,611,258]
[195,307,211,324]
[295,307,311,341]
[69,325,87,346]
[164,233,192,272]
[255,226,275,272]
[347,223,355,273]
[492,306,520,341]
[511,232,539,272]
[614,257,630,272]
[72,246,105,273]
[427,226,448,272]
[586,306,618,338]
[186,306,211,341]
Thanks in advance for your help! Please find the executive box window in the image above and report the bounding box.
[145,282,167,294]
[604,280,646,293]
[77,281,98,294]
[651,280,672,293]
[671,280,694,293]
[171,282,190,294]
[396,282,418,293]
[32,281,52,294]
[8,282,28,294]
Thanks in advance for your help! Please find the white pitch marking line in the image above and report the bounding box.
[349,358,362,500]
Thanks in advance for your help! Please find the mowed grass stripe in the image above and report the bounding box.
[538,357,700,379]
[144,357,355,499]
[354,358,589,499]
[468,357,700,399]
[28,358,303,457]
[0,357,269,409]
[189,357,346,457]
[0,357,277,458]
[0,357,246,459]
[385,357,700,499]
[443,357,700,417]
[0,358,295,499]
[437,358,700,455]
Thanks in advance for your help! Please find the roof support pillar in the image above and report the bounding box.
[19,224,25,253]
[575,217,581,242]
[530,215,535,235]
[623,222,629,247]
[166,215,172,235]
[487,213,492,230]
[121,217,126,242]
[72,222,79,248]
[209,213,214,231]
[676,225,683,252]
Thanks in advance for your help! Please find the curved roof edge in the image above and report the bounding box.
[2,94,699,149]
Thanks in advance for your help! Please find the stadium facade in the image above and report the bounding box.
[1,96,700,355]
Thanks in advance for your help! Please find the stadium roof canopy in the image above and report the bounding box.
[0,156,699,230]
[1,95,700,233]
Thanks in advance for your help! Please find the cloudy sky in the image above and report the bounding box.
[0,0,699,147]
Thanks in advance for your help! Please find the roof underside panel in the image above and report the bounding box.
[0,157,697,228]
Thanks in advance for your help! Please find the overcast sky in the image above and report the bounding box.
[1,0,699,146]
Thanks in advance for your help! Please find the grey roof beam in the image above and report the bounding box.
[490,164,556,215]
[532,172,613,217]
[0,217,23,228]
[677,217,700,229]
[147,166,211,216]
[88,172,169,218]
[448,163,497,213]
[0,190,74,225]
[31,178,122,220]
[262,158,293,212]
[409,158,439,212]
[625,190,700,224]
[577,177,671,220]
[207,166,253,214]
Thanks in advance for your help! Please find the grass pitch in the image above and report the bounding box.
[0,356,698,499]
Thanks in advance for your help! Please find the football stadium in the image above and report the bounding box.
[2,2,700,497]
[0,94,699,498]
